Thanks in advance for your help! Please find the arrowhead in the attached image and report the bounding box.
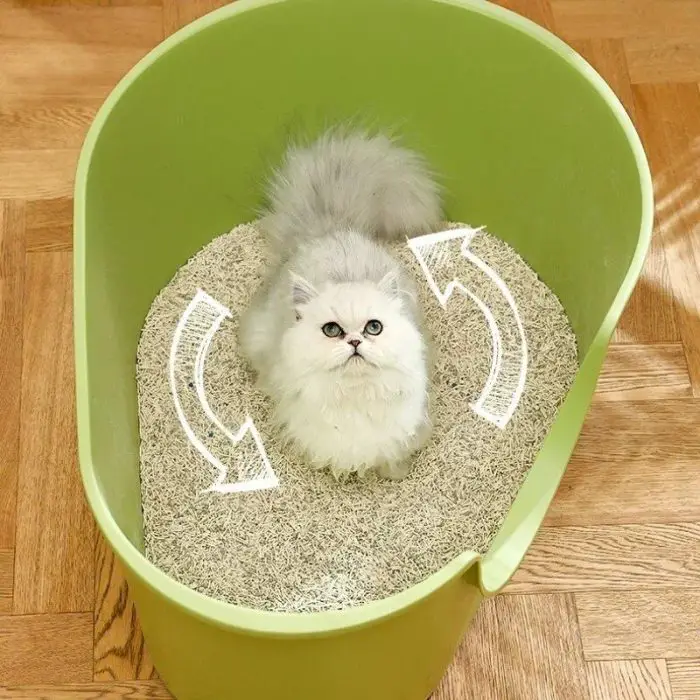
[208,418,279,494]
[408,227,480,305]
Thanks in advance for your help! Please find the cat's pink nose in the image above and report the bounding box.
[348,338,362,348]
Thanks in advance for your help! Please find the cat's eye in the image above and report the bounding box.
[364,320,383,336]
[322,322,344,338]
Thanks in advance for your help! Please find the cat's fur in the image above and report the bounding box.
[239,130,442,479]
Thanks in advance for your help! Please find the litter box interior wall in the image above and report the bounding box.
[79,0,644,550]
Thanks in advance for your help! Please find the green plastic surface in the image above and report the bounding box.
[74,0,653,698]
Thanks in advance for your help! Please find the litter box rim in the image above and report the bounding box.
[74,0,653,636]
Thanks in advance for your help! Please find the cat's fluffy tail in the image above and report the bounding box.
[262,129,442,255]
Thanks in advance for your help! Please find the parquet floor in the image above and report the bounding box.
[0,1,698,698]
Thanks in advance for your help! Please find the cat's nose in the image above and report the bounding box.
[348,338,362,348]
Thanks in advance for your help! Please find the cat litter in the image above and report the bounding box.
[136,221,578,613]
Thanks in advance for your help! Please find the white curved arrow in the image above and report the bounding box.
[408,227,528,429]
[169,289,278,494]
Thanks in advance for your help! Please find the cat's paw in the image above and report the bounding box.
[377,460,412,481]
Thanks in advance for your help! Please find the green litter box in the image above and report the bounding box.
[73,0,653,698]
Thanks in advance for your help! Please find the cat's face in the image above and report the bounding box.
[281,274,425,381]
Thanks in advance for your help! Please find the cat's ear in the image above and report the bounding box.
[290,272,318,308]
[378,270,401,299]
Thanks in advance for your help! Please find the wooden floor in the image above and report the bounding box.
[0,0,699,698]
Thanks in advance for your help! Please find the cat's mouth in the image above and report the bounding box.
[341,350,371,367]
[342,351,379,371]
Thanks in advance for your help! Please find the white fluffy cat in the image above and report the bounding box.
[239,130,442,479]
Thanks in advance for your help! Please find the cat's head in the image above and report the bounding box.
[281,271,426,381]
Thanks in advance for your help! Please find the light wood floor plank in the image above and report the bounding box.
[0,201,24,549]
[0,613,93,685]
[586,659,673,700]
[0,6,163,46]
[594,344,691,401]
[0,549,13,613]
[0,681,172,700]
[435,594,588,699]
[576,590,700,660]
[25,197,73,252]
[611,246,680,344]
[506,523,700,594]
[546,400,700,527]
[627,39,700,85]
[552,1,700,42]
[632,83,700,394]
[668,658,700,700]
[94,535,156,681]
[0,150,78,199]
[0,94,100,151]
[1,40,156,97]
[7,1,161,7]
[14,252,94,614]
